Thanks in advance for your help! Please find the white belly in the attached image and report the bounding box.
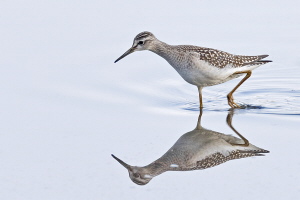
[169,58,259,87]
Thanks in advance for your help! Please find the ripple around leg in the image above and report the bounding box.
[163,86,300,115]
[236,103,265,110]
[114,65,300,116]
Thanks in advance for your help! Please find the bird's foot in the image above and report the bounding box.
[227,95,240,108]
[228,101,240,108]
[229,101,240,108]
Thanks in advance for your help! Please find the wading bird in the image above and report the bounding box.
[115,32,271,108]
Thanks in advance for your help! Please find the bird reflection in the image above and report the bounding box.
[112,109,269,185]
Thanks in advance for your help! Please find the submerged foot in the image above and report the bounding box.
[227,95,240,108]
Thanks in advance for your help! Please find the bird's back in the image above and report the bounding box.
[161,45,271,86]
[154,128,268,171]
[174,45,270,67]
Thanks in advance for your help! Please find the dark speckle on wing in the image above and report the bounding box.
[175,45,270,68]
[194,149,268,170]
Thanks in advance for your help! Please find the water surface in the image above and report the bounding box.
[0,1,300,200]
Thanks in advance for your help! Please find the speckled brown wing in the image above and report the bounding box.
[232,54,271,67]
[194,149,269,170]
[176,45,271,68]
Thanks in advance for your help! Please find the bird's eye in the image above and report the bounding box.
[133,173,140,178]
[138,41,144,45]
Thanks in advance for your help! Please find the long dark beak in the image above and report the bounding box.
[111,154,132,170]
[114,46,136,63]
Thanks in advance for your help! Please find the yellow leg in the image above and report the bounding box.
[227,70,252,108]
[198,86,203,108]
[226,109,249,147]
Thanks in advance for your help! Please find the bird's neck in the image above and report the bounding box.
[143,161,168,177]
[149,40,173,60]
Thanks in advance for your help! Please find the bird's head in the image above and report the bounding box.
[111,154,153,185]
[114,31,156,63]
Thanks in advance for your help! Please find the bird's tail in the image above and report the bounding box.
[251,55,272,65]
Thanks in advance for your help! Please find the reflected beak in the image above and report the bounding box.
[114,46,136,63]
[111,154,132,170]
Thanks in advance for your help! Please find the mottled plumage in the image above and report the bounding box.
[175,45,270,68]
[115,31,272,108]
[112,110,269,185]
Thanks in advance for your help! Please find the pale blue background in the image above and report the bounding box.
[0,0,299,199]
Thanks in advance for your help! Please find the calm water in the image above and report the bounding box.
[1,1,300,200]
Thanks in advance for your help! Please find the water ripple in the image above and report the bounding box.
[115,64,300,116]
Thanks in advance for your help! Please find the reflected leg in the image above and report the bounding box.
[226,109,249,147]
[196,108,203,130]
[198,86,203,108]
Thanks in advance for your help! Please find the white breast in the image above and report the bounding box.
[167,56,230,86]
[166,54,260,87]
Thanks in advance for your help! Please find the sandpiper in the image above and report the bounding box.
[115,31,272,108]
[112,109,269,185]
